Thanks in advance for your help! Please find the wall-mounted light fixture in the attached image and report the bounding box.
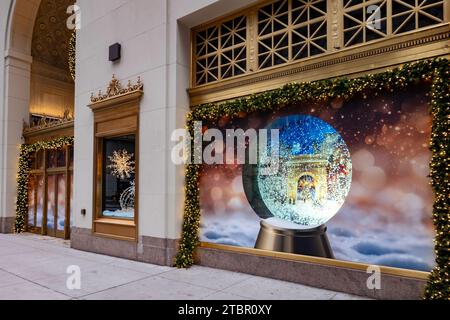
[109,43,121,62]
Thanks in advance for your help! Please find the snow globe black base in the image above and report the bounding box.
[254,219,334,259]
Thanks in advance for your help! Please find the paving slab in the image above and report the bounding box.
[34,263,151,298]
[222,275,338,300]
[159,265,252,291]
[0,270,28,289]
[83,276,217,300]
[0,234,368,300]
[0,281,70,300]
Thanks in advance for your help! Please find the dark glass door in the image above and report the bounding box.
[26,146,73,239]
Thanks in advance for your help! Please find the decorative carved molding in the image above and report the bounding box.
[247,10,258,73]
[189,26,450,105]
[23,109,74,136]
[90,75,144,105]
[330,0,340,50]
[191,0,447,88]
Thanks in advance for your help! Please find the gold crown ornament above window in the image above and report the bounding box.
[90,74,143,104]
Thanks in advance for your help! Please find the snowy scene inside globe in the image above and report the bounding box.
[257,115,352,227]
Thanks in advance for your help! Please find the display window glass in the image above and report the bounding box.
[36,175,45,228]
[27,176,36,227]
[47,149,66,169]
[26,146,73,239]
[199,84,435,273]
[47,175,56,231]
[101,135,136,220]
[69,173,73,228]
[57,174,67,231]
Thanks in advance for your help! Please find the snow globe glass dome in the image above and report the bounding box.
[255,114,352,229]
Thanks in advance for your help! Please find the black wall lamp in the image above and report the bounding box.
[109,43,121,62]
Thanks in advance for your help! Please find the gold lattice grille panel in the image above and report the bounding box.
[258,0,328,69]
[392,0,445,35]
[195,16,247,86]
[191,0,447,87]
[343,0,445,47]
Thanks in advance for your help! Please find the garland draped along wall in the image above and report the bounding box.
[69,31,76,81]
[15,137,74,234]
[175,58,450,300]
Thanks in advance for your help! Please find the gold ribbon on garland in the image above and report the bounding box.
[174,58,450,300]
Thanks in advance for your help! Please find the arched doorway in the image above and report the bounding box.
[1,0,76,238]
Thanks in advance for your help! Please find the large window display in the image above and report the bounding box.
[199,84,435,272]
[89,75,142,241]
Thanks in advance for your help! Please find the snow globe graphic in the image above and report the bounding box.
[243,114,352,258]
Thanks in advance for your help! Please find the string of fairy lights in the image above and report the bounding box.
[174,58,450,300]
[68,31,76,81]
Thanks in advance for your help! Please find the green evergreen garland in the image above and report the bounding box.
[175,58,450,300]
[15,136,74,233]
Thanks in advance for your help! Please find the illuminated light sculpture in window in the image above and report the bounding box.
[244,114,352,258]
[107,150,135,180]
[106,149,135,217]
[119,181,135,212]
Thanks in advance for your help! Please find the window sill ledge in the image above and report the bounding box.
[93,218,137,242]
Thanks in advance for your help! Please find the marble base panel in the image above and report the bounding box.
[196,246,427,300]
[70,227,179,266]
[70,227,427,299]
[0,217,15,233]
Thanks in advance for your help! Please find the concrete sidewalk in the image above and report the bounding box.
[0,233,366,300]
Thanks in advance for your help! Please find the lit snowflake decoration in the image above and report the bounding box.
[107,150,135,180]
